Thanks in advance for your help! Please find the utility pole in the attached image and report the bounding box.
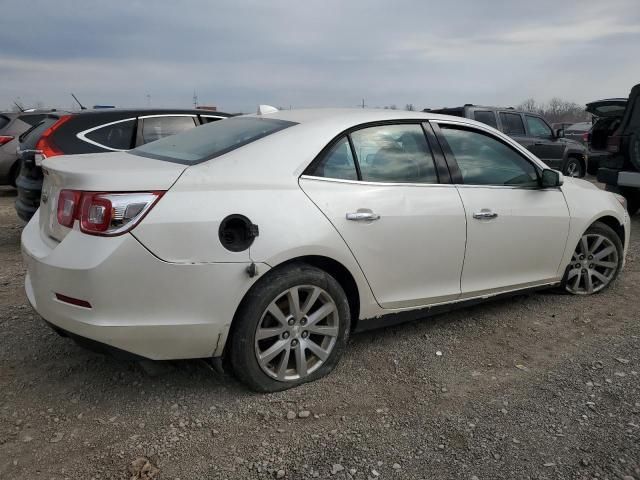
[193,90,198,108]
[361,98,365,109]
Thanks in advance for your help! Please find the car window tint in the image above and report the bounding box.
[141,116,197,143]
[131,117,297,164]
[350,124,438,183]
[499,112,525,135]
[440,126,538,187]
[21,114,46,127]
[200,116,222,124]
[473,111,498,129]
[308,137,358,180]
[0,115,9,130]
[85,119,136,150]
[525,116,553,137]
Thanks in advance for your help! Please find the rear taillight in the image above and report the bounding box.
[0,135,14,146]
[582,132,589,143]
[607,135,622,153]
[56,189,81,227]
[56,190,164,236]
[35,115,73,159]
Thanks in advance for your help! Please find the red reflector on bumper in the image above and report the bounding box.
[55,293,92,309]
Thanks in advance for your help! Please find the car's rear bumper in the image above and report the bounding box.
[22,212,268,360]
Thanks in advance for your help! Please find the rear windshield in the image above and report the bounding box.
[130,116,297,164]
[19,116,59,148]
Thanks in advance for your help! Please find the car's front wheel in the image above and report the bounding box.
[564,222,623,295]
[229,264,350,392]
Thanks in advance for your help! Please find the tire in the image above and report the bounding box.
[563,221,623,295]
[9,160,20,188]
[229,263,351,392]
[563,157,584,178]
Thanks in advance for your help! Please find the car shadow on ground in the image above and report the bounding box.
[27,290,543,396]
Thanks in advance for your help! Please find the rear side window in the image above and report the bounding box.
[140,116,197,143]
[499,112,525,135]
[131,116,296,164]
[473,111,498,129]
[83,119,136,150]
[351,124,437,183]
[308,137,358,180]
[0,115,10,130]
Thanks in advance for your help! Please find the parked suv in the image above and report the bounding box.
[594,83,640,215]
[427,105,588,177]
[0,110,61,186]
[15,108,231,221]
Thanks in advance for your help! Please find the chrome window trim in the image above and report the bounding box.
[299,174,553,191]
[76,117,137,151]
[137,114,199,119]
[299,174,450,188]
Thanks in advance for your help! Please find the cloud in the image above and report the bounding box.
[1,0,639,112]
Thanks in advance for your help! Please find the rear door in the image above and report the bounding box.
[523,115,565,168]
[434,121,570,297]
[300,122,467,309]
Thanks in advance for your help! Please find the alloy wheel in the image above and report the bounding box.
[254,285,339,381]
[565,233,618,294]
[565,160,581,177]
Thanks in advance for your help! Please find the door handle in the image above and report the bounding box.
[473,209,498,220]
[346,211,380,221]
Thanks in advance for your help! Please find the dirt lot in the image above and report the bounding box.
[1,186,639,480]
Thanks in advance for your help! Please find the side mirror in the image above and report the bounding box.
[541,168,564,188]
[555,128,565,138]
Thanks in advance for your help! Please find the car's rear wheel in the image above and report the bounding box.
[563,157,584,178]
[564,222,623,295]
[229,264,350,392]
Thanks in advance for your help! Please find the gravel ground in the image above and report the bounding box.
[0,185,639,480]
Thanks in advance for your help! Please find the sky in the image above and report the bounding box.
[1,0,639,113]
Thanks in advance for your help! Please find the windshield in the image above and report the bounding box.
[130,116,297,164]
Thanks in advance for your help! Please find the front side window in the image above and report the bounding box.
[141,116,197,144]
[84,119,136,150]
[350,124,438,183]
[439,126,538,187]
[499,112,525,135]
[308,137,358,180]
[525,115,553,138]
[473,111,498,129]
[131,116,297,164]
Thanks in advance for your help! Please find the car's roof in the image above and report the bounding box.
[250,107,456,125]
[71,108,231,116]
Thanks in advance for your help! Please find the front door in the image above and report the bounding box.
[524,115,565,169]
[300,124,467,309]
[435,122,570,297]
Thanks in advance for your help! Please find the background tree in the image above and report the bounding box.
[517,97,590,124]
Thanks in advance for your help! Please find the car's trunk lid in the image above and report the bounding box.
[585,98,627,118]
[39,151,186,243]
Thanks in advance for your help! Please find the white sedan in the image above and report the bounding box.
[22,108,630,391]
